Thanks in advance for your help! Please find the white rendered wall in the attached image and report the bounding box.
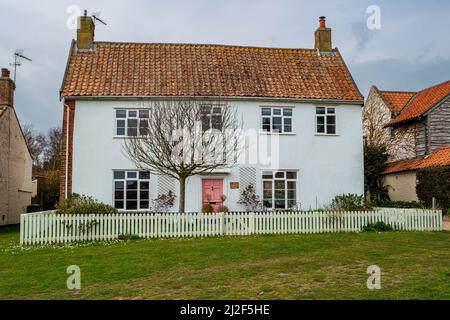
[72,99,364,211]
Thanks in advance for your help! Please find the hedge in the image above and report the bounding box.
[416,166,450,211]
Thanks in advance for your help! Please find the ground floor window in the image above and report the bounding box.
[113,170,150,210]
[262,171,297,209]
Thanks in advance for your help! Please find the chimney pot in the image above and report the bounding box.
[1,68,10,78]
[319,16,326,28]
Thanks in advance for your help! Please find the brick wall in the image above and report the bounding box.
[59,100,76,199]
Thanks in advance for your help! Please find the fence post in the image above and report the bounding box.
[249,212,255,235]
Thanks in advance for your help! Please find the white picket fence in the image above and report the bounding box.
[20,209,443,245]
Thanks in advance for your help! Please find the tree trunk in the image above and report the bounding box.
[179,176,186,213]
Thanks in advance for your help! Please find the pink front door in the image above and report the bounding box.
[202,179,224,212]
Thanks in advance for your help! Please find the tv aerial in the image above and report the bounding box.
[10,49,32,82]
[84,10,107,26]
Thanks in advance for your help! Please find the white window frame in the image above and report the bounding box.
[262,170,297,210]
[315,107,337,135]
[114,109,149,137]
[260,107,293,134]
[113,170,150,211]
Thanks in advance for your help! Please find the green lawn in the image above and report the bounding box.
[0,225,449,300]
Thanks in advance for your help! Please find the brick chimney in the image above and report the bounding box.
[77,10,95,50]
[0,68,15,109]
[314,16,332,53]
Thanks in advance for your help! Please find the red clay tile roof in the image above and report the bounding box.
[386,80,450,126]
[383,146,450,174]
[60,42,363,102]
[379,90,416,114]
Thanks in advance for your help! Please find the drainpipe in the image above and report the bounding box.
[63,100,70,199]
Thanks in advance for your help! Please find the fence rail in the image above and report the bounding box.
[20,209,443,245]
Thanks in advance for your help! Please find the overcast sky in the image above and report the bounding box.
[1,0,449,133]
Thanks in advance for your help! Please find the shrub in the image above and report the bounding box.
[371,199,424,209]
[364,145,389,201]
[417,167,450,211]
[202,203,214,213]
[238,185,264,212]
[217,205,229,213]
[327,194,366,211]
[363,221,393,232]
[151,191,176,212]
[27,204,43,213]
[118,234,141,241]
[55,193,118,215]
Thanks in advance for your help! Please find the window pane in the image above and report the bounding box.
[213,107,222,114]
[286,172,297,180]
[126,180,138,189]
[283,109,293,116]
[274,190,285,199]
[128,119,138,127]
[116,128,125,136]
[272,117,282,132]
[284,125,292,133]
[275,180,285,189]
[116,110,126,118]
[327,115,336,125]
[263,189,272,198]
[273,109,282,115]
[287,189,296,200]
[263,181,272,189]
[287,181,296,189]
[261,108,271,116]
[115,181,124,190]
[262,117,271,131]
[127,127,138,136]
[139,171,150,179]
[128,110,137,117]
[140,201,149,209]
[284,118,292,125]
[126,201,137,210]
[126,190,138,200]
[327,108,335,114]
[275,200,286,209]
[139,109,149,118]
[117,120,125,127]
[114,201,124,209]
[140,181,149,190]
[263,200,273,208]
[212,115,222,130]
[275,172,284,179]
[287,200,296,209]
[317,116,324,125]
[317,124,325,133]
[115,190,124,200]
[114,171,125,179]
[140,191,149,200]
[316,107,325,114]
[127,172,137,179]
[327,125,336,135]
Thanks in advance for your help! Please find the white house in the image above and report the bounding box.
[59,14,364,212]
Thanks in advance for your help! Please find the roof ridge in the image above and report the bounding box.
[416,79,450,94]
[92,41,324,51]
[379,90,417,94]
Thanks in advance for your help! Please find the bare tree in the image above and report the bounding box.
[22,124,46,168]
[123,100,241,213]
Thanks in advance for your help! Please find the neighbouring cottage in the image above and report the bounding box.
[59,14,364,212]
[364,80,450,201]
[0,68,33,225]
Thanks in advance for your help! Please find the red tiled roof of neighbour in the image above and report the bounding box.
[60,42,363,102]
[386,80,450,126]
[383,146,450,174]
[378,90,416,114]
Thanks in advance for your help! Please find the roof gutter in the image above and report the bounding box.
[59,95,364,106]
